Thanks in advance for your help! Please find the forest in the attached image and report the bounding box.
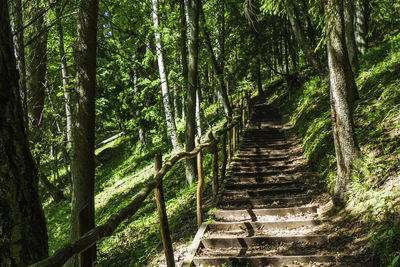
[0,0,399,266]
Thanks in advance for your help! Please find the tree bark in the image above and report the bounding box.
[0,2,48,264]
[344,0,359,74]
[199,1,232,117]
[69,0,98,265]
[152,0,180,153]
[26,3,48,130]
[195,88,202,137]
[355,0,368,54]
[55,1,72,155]
[10,0,28,132]
[326,0,360,205]
[185,0,200,185]
[285,0,326,80]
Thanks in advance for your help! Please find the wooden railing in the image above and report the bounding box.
[30,102,250,267]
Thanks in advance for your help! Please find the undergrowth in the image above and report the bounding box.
[42,91,246,266]
[266,32,400,266]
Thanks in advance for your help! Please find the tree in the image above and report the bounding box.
[355,0,368,54]
[344,0,359,74]
[152,0,180,153]
[69,0,98,265]
[0,0,48,264]
[200,1,232,117]
[26,2,48,132]
[284,0,326,80]
[325,0,360,205]
[10,0,28,131]
[185,0,200,185]
[55,0,72,159]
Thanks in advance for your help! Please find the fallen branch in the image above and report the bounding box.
[95,132,125,148]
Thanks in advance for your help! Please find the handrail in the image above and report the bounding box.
[30,105,249,267]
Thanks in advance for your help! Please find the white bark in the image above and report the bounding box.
[195,88,201,137]
[151,0,179,153]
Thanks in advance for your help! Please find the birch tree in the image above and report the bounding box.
[151,0,180,153]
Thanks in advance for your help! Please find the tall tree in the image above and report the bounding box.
[355,0,368,54]
[185,0,200,185]
[200,2,232,117]
[326,0,360,205]
[284,0,326,80]
[69,0,98,265]
[55,0,72,156]
[151,0,180,153]
[344,0,359,74]
[26,1,48,131]
[0,0,48,264]
[10,0,28,131]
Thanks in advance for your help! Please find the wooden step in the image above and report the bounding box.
[211,206,318,221]
[193,255,336,266]
[207,220,325,232]
[218,196,311,209]
[200,235,329,248]
[224,181,297,190]
[230,170,298,178]
[225,176,298,184]
[223,187,304,198]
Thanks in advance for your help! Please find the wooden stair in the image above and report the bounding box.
[182,104,341,266]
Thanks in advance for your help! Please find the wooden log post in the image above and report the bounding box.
[209,132,219,199]
[227,124,232,166]
[242,107,246,130]
[233,124,236,153]
[221,124,227,182]
[154,153,175,267]
[196,138,204,228]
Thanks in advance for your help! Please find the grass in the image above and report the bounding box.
[265,32,400,265]
[41,95,242,266]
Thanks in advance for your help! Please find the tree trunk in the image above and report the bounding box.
[0,2,48,264]
[55,1,72,156]
[285,0,326,80]
[196,88,202,137]
[256,56,263,96]
[216,0,225,68]
[344,0,359,74]
[10,0,28,132]
[132,66,146,147]
[69,0,98,266]
[326,0,360,206]
[152,0,180,153]
[26,4,48,130]
[185,0,200,185]
[355,0,368,54]
[199,1,232,117]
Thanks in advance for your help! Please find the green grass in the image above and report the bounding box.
[42,93,245,265]
[265,32,400,266]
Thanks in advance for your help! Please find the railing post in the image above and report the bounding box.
[228,123,232,166]
[209,132,219,199]
[196,138,204,228]
[154,153,175,267]
[233,124,236,153]
[221,123,227,182]
[242,107,246,130]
